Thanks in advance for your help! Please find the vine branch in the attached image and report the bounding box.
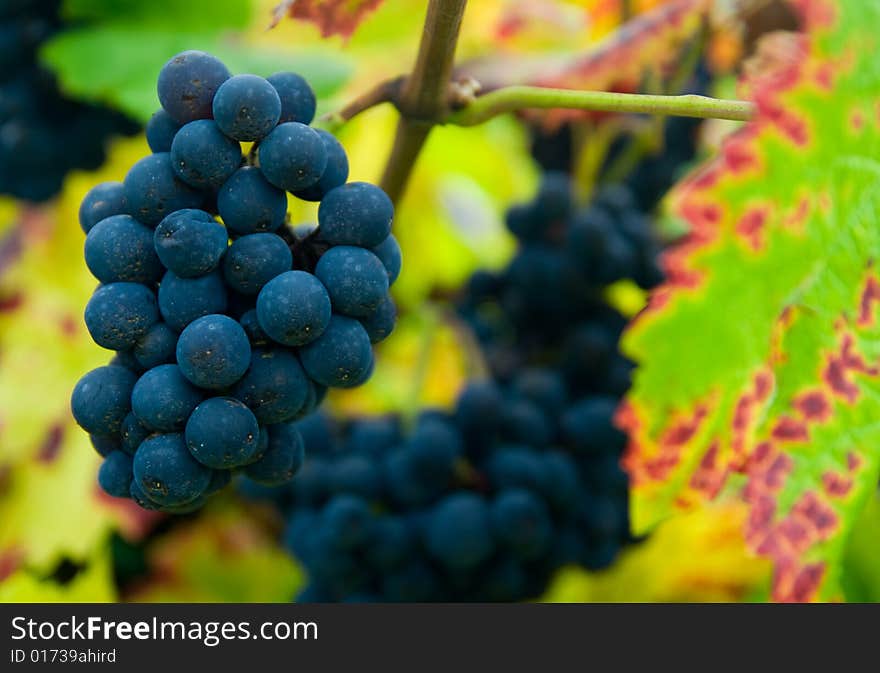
[379,0,468,204]
[446,87,756,126]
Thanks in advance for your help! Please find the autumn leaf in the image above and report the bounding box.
[270,0,386,38]
[621,0,880,601]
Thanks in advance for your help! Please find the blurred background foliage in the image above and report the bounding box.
[1,0,878,603]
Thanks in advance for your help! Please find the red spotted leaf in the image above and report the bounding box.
[621,0,880,601]
[270,0,385,38]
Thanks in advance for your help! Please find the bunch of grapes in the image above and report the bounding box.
[459,172,661,389]
[238,172,665,601]
[242,367,629,602]
[0,0,139,202]
[70,50,400,513]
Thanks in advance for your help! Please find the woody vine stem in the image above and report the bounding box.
[330,0,756,205]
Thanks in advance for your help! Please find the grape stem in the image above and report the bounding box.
[446,87,756,125]
[379,0,468,203]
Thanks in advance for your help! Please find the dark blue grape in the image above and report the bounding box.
[485,446,549,493]
[239,308,269,346]
[258,122,326,192]
[90,434,120,458]
[110,349,144,374]
[244,421,305,485]
[233,348,309,424]
[176,314,251,390]
[268,71,316,125]
[365,516,412,570]
[145,109,181,153]
[359,294,396,344]
[170,119,242,190]
[223,233,292,295]
[71,365,137,435]
[153,209,228,278]
[293,129,349,202]
[500,399,553,447]
[129,480,162,511]
[218,167,287,235]
[78,181,127,234]
[345,416,400,458]
[123,153,202,227]
[381,562,439,602]
[185,397,260,469]
[321,494,373,550]
[84,283,158,350]
[131,364,203,432]
[98,450,134,498]
[213,74,281,141]
[157,50,231,124]
[299,315,372,388]
[329,455,382,500]
[317,182,393,247]
[490,489,552,561]
[133,322,177,370]
[256,270,331,346]
[120,412,150,456]
[158,269,227,332]
[454,380,503,441]
[560,396,625,454]
[371,234,402,285]
[315,246,388,318]
[84,214,164,284]
[133,432,212,506]
[423,493,493,570]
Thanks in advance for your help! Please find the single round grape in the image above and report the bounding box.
[317,182,393,247]
[79,181,127,234]
[133,432,212,506]
[158,269,227,332]
[157,50,231,124]
[218,167,288,235]
[371,234,402,285]
[98,451,134,498]
[223,233,292,295]
[170,119,242,190]
[120,412,150,456]
[359,294,396,344]
[293,129,349,202]
[315,246,388,318]
[212,74,281,141]
[328,455,382,501]
[561,396,626,454]
[84,214,164,284]
[84,282,159,350]
[185,397,260,469]
[244,421,305,485]
[490,489,553,561]
[70,365,137,435]
[132,322,177,370]
[176,314,251,390]
[239,309,269,346]
[123,153,202,226]
[321,494,374,550]
[258,122,327,192]
[154,209,228,278]
[423,493,493,570]
[145,109,181,153]
[256,270,331,346]
[267,71,316,125]
[131,364,204,432]
[299,315,372,388]
[232,348,310,424]
[90,434,120,458]
[130,480,162,511]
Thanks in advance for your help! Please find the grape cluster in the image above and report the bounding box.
[71,50,400,513]
[238,173,659,601]
[0,0,139,202]
[459,172,661,387]
[242,368,629,602]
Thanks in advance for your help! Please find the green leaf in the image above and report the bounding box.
[0,549,116,602]
[62,0,253,31]
[41,25,352,122]
[622,0,880,601]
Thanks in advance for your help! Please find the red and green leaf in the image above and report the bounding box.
[270,0,386,38]
[621,0,880,601]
